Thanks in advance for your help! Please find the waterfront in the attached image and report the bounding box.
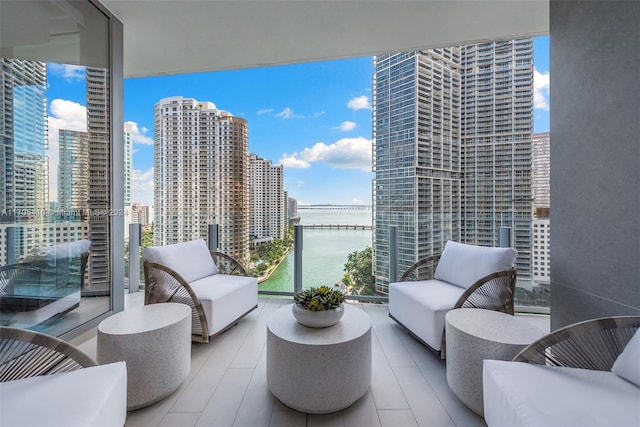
[260,207,372,292]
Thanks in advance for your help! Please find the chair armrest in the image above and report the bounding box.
[400,255,441,281]
[143,260,210,342]
[143,261,200,305]
[513,315,640,370]
[0,326,97,382]
[208,251,249,276]
[454,268,517,314]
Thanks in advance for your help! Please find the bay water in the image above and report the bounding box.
[259,208,373,292]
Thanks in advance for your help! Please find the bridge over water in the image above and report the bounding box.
[303,224,372,230]
[298,205,372,211]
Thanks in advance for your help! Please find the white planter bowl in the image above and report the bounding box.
[292,303,345,328]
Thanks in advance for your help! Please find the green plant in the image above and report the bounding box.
[293,285,346,311]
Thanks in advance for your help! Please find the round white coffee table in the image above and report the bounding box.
[97,303,191,410]
[267,303,372,414]
[445,308,546,415]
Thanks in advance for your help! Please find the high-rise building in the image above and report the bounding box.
[372,49,462,293]
[532,217,550,286]
[532,132,550,212]
[123,124,133,239]
[288,196,299,224]
[85,66,111,294]
[154,96,249,262]
[249,153,287,241]
[0,59,48,222]
[373,39,533,293]
[58,129,89,213]
[131,202,151,228]
[460,39,533,279]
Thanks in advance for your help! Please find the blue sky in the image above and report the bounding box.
[45,36,550,207]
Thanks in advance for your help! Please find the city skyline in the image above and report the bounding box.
[44,37,550,207]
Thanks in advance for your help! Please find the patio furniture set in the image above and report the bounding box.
[0,238,638,426]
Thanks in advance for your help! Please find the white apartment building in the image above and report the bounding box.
[131,202,151,228]
[154,96,249,263]
[532,132,550,210]
[532,218,550,285]
[249,153,287,241]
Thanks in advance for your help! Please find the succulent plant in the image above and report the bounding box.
[293,285,346,311]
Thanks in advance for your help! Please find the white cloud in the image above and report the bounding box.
[534,67,550,111]
[347,95,371,110]
[276,107,297,119]
[257,108,274,115]
[47,99,87,202]
[279,137,372,171]
[132,168,155,206]
[49,64,86,81]
[125,121,154,145]
[336,121,357,131]
[280,154,311,168]
[352,198,364,204]
[274,107,324,119]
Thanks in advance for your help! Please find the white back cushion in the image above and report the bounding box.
[612,329,640,387]
[143,238,218,283]
[434,240,517,289]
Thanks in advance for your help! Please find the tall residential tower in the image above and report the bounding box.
[154,96,250,262]
[372,50,462,293]
[249,153,287,241]
[373,39,533,293]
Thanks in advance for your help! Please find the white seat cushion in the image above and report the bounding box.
[612,329,640,387]
[143,239,218,283]
[0,361,127,427]
[190,274,258,336]
[483,359,640,427]
[389,280,465,350]
[435,240,517,289]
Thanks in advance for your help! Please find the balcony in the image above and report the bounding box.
[71,293,548,426]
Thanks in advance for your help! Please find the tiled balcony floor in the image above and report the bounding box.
[74,295,548,427]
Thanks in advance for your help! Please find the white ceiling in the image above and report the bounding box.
[101,0,549,79]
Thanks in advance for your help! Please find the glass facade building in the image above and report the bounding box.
[373,39,534,298]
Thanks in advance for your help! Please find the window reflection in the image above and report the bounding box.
[1,0,112,336]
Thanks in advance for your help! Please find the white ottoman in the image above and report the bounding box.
[445,308,546,415]
[267,303,372,414]
[97,303,191,410]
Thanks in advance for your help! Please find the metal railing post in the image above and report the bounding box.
[294,224,303,294]
[128,223,141,293]
[389,225,397,283]
[208,224,219,251]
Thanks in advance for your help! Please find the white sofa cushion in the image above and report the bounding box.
[435,241,517,289]
[190,274,258,336]
[483,359,640,427]
[144,239,218,283]
[612,329,640,387]
[0,361,127,427]
[388,280,465,351]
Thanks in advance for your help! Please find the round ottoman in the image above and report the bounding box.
[97,303,191,410]
[445,308,546,415]
[267,303,371,414]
